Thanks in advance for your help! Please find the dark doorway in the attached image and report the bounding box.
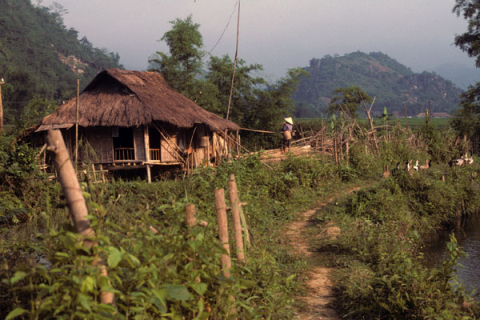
[113,127,135,160]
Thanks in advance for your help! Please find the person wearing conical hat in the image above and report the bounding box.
[282,117,293,154]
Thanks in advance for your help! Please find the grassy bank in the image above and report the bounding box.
[312,164,480,319]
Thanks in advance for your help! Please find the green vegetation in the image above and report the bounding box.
[0,0,122,126]
[1,131,362,319]
[314,165,480,318]
[2,109,480,318]
[293,51,462,117]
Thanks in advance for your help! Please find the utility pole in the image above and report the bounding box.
[0,78,4,133]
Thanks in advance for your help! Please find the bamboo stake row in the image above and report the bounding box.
[47,129,248,312]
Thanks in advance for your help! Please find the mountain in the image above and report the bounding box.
[293,52,463,118]
[0,0,123,124]
[432,63,480,90]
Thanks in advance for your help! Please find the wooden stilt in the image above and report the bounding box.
[146,165,151,184]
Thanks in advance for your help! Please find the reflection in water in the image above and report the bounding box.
[425,215,480,296]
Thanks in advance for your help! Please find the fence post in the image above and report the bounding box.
[227,174,245,263]
[47,130,94,245]
[186,204,197,227]
[47,129,114,305]
[215,188,232,278]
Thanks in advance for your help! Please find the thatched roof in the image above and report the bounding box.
[36,69,240,132]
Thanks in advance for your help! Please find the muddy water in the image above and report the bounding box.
[425,215,480,295]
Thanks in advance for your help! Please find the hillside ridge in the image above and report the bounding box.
[293,51,462,117]
[0,0,122,124]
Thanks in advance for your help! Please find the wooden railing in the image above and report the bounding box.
[114,148,135,161]
[150,149,161,161]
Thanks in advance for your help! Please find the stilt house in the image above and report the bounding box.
[34,69,240,178]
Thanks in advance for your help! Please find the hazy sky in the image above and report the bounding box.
[41,0,476,80]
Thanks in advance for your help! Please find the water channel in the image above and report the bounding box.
[425,215,480,296]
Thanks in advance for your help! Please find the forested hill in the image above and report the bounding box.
[0,0,122,124]
[293,52,463,117]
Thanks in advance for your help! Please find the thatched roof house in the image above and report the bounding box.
[35,69,240,180]
[37,68,239,132]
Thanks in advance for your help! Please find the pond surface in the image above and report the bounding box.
[425,215,480,296]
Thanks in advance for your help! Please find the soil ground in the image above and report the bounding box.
[288,187,361,320]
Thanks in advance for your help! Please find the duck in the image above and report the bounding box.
[449,158,465,167]
[405,160,413,172]
[413,160,419,171]
[383,165,390,178]
[419,159,431,170]
[464,155,474,165]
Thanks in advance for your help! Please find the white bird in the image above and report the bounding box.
[414,160,419,171]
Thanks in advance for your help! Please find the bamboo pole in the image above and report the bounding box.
[0,78,4,133]
[225,0,240,121]
[47,129,94,244]
[215,188,232,278]
[186,204,197,227]
[47,129,114,305]
[362,96,379,154]
[75,79,79,172]
[152,123,187,166]
[334,135,338,164]
[227,174,245,263]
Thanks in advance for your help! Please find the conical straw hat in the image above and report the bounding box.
[284,117,293,124]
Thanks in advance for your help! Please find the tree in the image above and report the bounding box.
[247,68,308,131]
[328,86,372,119]
[451,85,480,139]
[148,16,307,135]
[452,1,480,140]
[148,16,204,95]
[453,0,480,67]
[49,2,68,24]
[205,55,265,123]
[17,96,57,130]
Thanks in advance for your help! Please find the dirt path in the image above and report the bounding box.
[288,187,361,320]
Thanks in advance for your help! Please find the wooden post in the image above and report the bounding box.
[0,78,4,133]
[144,125,150,163]
[334,135,338,164]
[144,125,151,183]
[186,204,197,227]
[236,131,240,156]
[100,164,106,183]
[227,174,245,263]
[91,163,97,183]
[215,188,232,278]
[47,129,114,305]
[206,135,210,167]
[75,79,80,172]
[146,165,151,184]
